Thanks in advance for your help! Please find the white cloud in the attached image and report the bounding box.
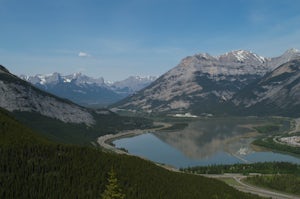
[78,52,90,57]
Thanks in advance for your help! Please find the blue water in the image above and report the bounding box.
[113,133,300,168]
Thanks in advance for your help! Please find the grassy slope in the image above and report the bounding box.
[0,109,261,199]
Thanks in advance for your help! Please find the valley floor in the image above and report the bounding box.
[97,118,300,199]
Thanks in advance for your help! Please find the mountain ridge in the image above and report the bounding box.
[114,49,300,115]
[0,65,154,144]
[20,73,157,107]
[0,66,95,125]
[231,58,300,116]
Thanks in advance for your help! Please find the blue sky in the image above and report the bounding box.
[1,0,300,81]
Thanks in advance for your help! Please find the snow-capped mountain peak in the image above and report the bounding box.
[21,72,106,87]
[282,48,300,58]
[218,50,267,64]
[64,73,105,86]
[285,48,300,54]
[73,72,82,77]
[30,72,61,85]
[177,50,270,77]
[115,48,300,114]
[20,73,157,107]
[0,66,95,125]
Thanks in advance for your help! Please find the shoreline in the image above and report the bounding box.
[97,122,172,154]
[96,118,300,199]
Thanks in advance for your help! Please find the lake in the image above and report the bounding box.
[113,117,300,168]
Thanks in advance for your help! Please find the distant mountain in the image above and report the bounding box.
[21,73,157,107]
[110,76,157,95]
[231,58,300,117]
[114,49,300,116]
[20,72,121,107]
[1,65,153,144]
[1,66,95,125]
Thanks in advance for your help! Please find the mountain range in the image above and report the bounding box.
[114,48,300,117]
[2,48,300,122]
[20,73,157,107]
[0,65,152,144]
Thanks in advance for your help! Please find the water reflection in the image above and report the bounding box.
[154,118,259,161]
[113,118,300,168]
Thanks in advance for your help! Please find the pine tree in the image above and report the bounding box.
[101,168,125,199]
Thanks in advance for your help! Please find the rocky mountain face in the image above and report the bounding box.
[0,66,95,125]
[114,49,300,115]
[0,65,154,144]
[21,73,156,107]
[231,58,300,116]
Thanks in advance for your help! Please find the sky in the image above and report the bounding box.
[1,0,300,81]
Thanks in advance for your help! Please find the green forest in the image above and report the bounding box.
[182,161,300,196]
[246,174,300,195]
[13,110,153,145]
[0,109,262,199]
[181,162,300,175]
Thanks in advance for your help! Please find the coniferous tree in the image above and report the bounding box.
[101,168,125,199]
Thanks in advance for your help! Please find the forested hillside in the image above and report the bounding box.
[0,108,261,198]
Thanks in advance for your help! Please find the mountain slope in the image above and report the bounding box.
[114,49,300,115]
[0,65,153,144]
[0,66,94,125]
[21,72,123,107]
[232,58,300,116]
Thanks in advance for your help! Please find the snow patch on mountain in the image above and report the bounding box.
[0,69,95,125]
[20,72,157,107]
[115,48,300,114]
[219,50,267,64]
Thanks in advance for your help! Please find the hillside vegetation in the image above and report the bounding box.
[181,162,300,175]
[0,109,262,198]
[13,111,152,145]
[246,174,300,196]
[182,162,300,196]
